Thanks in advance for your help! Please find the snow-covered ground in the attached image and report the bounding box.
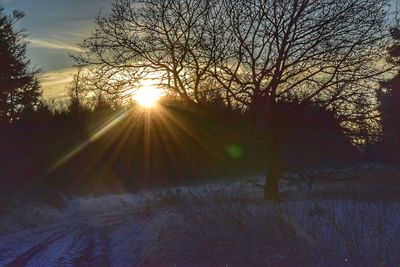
[1,171,400,266]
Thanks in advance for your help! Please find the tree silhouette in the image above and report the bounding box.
[378,25,400,162]
[76,0,390,200]
[0,7,41,122]
[74,0,222,106]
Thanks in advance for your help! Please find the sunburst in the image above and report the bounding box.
[134,80,164,108]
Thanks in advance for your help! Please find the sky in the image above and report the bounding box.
[0,0,113,99]
[1,0,399,99]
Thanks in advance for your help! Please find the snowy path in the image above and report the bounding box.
[0,190,197,267]
[1,206,189,266]
[1,177,400,267]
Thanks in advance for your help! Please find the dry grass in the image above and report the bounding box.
[0,166,399,266]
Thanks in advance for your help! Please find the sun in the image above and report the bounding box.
[134,83,163,108]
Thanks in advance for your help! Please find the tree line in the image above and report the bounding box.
[0,1,399,200]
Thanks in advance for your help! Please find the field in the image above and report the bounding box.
[0,166,399,266]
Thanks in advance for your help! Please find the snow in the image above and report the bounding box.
[1,174,400,266]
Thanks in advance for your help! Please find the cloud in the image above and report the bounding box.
[40,67,77,99]
[30,38,83,52]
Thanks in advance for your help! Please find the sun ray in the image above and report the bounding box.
[48,110,129,172]
[155,105,233,172]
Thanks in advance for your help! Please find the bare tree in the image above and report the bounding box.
[75,0,390,200]
[74,0,223,105]
[210,0,390,200]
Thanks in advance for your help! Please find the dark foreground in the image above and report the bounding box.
[1,168,400,266]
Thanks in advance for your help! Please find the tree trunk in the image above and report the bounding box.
[250,98,284,201]
[264,135,282,201]
[264,162,281,201]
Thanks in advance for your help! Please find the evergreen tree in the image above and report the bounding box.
[0,7,41,122]
[378,25,400,160]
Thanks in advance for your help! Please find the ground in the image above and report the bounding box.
[0,166,399,266]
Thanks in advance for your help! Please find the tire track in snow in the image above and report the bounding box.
[0,201,186,266]
[24,227,92,267]
[5,228,72,267]
[0,227,64,266]
[1,208,137,266]
[71,226,112,266]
